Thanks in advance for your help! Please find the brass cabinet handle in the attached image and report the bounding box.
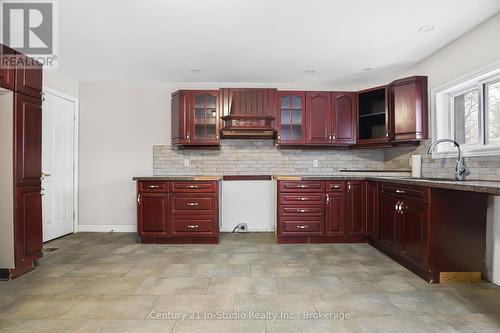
[297,197,308,201]
[326,193,330,205]
[395,201,400,211]
[149,185,160,189]
[297,185,308,188]
[188,185,199,189]
[40,188,45,196]
[297,225,308,229]
[137,195,141,204]
[187,202,199,206]
[331,185,341,189]
[296,209,308,213]
[187,224,199,229]
[395,189,405,194]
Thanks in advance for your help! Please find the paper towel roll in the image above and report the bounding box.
[411,155,422,178]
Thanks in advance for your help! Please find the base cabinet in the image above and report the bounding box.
[136,180,219,243]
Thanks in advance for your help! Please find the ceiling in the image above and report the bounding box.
[57,0,500,85]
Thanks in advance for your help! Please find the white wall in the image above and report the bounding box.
[43,69,79,98]
[400,13,500,283]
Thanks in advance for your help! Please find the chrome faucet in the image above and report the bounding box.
[427,139,469,181]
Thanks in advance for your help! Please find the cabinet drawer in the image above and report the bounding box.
[171,181,216,193]
[326,181,346,192]
[280,217,323,236]
[279,193,324,205]
[279,181,324,193]
[171,194,217,214]
[381,183,429,203]
[138,181,169,192]
[172,215,215,236]
[279,205,324,217]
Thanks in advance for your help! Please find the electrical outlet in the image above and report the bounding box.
[235,223,248,232]
[184,159,190,167]
[313,159,319,168]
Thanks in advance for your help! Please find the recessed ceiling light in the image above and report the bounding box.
[190,68,201,73]
[417,25,434,33]
[305,69,316,74]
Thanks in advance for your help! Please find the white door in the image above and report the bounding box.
[42,91,76,242]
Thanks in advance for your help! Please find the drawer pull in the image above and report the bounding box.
[297,185,309,188]
[187,224,199,229]
[148,185,160,189]
[331,185,341,189]
[296,209,308,213]
[395,190,406,194]
[297,197,308,201]
[187,202,199,206]
[297,225,308,229]
[188,185,199,189]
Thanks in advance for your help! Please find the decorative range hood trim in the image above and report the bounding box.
[220,114,276,139]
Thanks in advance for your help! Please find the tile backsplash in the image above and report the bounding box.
[384,139,500,181]
[153,140,385,176]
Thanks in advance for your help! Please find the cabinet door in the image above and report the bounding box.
[388,76,428,141]
[325,192,346,236]
[190,91,220,144]
[305,92,331,144]
[277,92,305,145]
[346,181,366,237]
[366,181,379,242]
[379,195,400,253]
[0,44,15,90]
[137,193,169,236]
[332,92,357,144]
[15,54,42,99]
[15,186,43,264]
[14,93,42,187]
[171,92,189,145]
[399,200,429,269]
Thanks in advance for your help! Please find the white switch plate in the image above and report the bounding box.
[313,160,319,168]
[184,159,190,167]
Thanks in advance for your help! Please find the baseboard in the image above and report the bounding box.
[77,224,136,233]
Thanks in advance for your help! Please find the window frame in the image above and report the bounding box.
[431,61,500,158]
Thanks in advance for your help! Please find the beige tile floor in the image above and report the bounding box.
[1,232,500,332]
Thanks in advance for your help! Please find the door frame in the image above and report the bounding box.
[42,87,80,237]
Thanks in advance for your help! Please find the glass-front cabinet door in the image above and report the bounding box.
[277,92,305,145]
[190,91,219,144]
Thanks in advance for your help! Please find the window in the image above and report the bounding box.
[433,63,500,157]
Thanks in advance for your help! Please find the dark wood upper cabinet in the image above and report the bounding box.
[14,93,42,187]
[0,44,16,90]
[171,90,220,148]
[357,86,389,144]
[332,92,357,144]
[305,92,331,144]
[14,186,43,265]
[277,91,305,145]
[15,54,43,99]
[346,181,366,238]
[388,76,428,141]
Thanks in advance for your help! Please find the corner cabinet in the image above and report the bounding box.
[136,180,219,244]
[171,90,220,149]
[388,76,428,141]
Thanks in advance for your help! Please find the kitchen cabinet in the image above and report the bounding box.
[171,90,220,148]
[0,44,15,90]
[366,181,379,242]
[14,186,43,266]
[305,92,331,144]
[325,191,345,237]
[331,92,357,144]
[357,86,389,144]
[277,91,305,145]
[388,76,428,141]
[135,180,219,243]
[15,54,43,99]
[14,93,42,187]
[399,199,429,269]
[379,194,400,253]
[137,192,169,237]
[345,181,366,239]
[0,45,43,280]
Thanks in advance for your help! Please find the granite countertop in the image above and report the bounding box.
[274,175,500,196]
[133,176,222,181]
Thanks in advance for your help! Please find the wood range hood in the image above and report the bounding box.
[219,88,277,139]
